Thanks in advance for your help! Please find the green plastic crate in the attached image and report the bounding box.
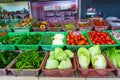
[16,32,44,50]
[11,19,36,32]
[66,32,92,51]
[0,32,25,50]
[0,19,20,32]
[87,30,119,50]
[40,32,66,51]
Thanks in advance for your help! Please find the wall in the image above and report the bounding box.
[31,0,78,20]
[81,0,120,19]
[0,1,28,11]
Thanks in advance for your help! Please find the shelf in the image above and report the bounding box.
[44,9,75,12]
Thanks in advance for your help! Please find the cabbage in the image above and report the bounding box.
[89,45,101,58]
[54,48,63,54]
[52,39,64,45]
[77,47,90,57]
[58,58,72,69]
[50,50,55,56]
[54,34,64,40]
[92,54,106,69]
[45,58,59,69]
[64,50,74,58]
[55,51,67,61]
[77,47,90,69]
[78,54,90,69]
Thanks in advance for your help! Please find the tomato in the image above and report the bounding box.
[92,41,96,44]
[67,41,71,45]
[86,42,89,45]
[70,39,74,43]
[77,36,80,40]
[70,34,75,38]
[71,42,75,45]
[111,40,115,44]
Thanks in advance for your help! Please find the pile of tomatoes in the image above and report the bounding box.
[66,31,89,45]
[88,31,116,44]
[93,20,107,27]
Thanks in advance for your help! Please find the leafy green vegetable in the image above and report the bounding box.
[89,45,101,58]
[45,48,74,69]
[41,34,53,45]
[116,50,120,68]
[77,47,90,69]
[64,50,74,58]
[45,58,59,69]
[20,34,41,44]
[15,51,45,71]
[55,51,67,61]
[0,51,19,68]
[91,54,106,69]
[103,47,118,67]
[58,58,72,69]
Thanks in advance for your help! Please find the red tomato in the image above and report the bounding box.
[67,41,71,45]
[86,42,89,45]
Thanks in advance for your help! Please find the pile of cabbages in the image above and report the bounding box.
[45,48,74,69]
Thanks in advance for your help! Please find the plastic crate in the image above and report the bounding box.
[32,21,48,32]
[63,20,76,31]
[77,19,93,31]
[41,53,76,77]
[16,32,44,50]
[32,27,46,32]
[76,54,114,77]
[66,32,92,51]
[90,18,109,31]
[7,51,45,76]
[0,19,20,32]
[0,28,12,32]
[0,51,20,75]
[87,31,119,50]
[0,32,25,50]
[48,20,63,32]
[103,53,120,77]
[40,32,66,51]
[12,19,36,32]
[106,19,120,30]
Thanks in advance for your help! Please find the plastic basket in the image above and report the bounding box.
[32,27,46,32]
[66,32,92,51]
[106,19,120,30]
[0,32,25,50]
[90,18,109,31]
[48,20,63,32]
[0,19,20,32]
[7,51,45,76]
[40,32,66,51]
[32,21,48,32]
[77,19,93,31]
[76,54,115,77]
[16,32,44,50]
[103,53,120,77]
[0,51,20,75]
[0,28,12,32]
[87,31,119,50]
[63,20,76,31]
[41,53,76,77]
[12,19,36,32]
